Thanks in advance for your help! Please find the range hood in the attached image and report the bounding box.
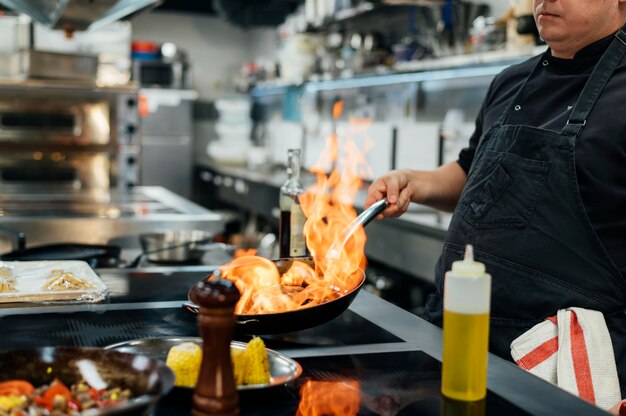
[0,0,161,31]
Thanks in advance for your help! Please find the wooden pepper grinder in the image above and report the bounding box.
[191,277,241,416]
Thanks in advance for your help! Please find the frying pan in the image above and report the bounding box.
[184,257,366,335]
[0,224,121,268]
[182,199,389,335]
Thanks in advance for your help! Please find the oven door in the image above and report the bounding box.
[0,100,111,146]
[0,151,110,200]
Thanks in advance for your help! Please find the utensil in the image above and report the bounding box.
[0,346,174,416]
[105,337,303,390]
[325,198,388,262]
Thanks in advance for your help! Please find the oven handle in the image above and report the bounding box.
[0,225,26,252]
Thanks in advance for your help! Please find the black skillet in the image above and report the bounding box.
[184,257,366,335]
[0,224,121,268]
[182,199,389,335]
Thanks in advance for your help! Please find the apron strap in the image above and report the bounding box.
[561,24,626,136]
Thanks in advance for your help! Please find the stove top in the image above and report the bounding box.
[156,351,531,416]
[0,304,401,351]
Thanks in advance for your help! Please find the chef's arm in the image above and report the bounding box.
[419,161,468,212]
[365,161,467,217]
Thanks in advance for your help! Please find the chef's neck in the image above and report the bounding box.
[549,19,626,59]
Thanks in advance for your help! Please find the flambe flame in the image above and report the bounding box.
[234,248,257,258]
[212,115,374,315]
[297,380,360,416]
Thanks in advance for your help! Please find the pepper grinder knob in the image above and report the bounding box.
[191,277,241,416]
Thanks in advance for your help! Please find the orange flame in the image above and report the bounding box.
[297,380,360,416]
[212,116,374,315]
[234,248,257,258]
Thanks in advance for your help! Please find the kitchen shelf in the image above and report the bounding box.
[251,45,546,96]
[303,1,377,33]
[303,0,448,33]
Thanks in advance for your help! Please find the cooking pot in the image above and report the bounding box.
[137,230,233,265]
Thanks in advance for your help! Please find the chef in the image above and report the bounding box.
[365,0,626,411]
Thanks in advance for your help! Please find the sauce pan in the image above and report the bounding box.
[137,230,231,265]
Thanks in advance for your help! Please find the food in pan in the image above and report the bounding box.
[43,270,94,291]
[165,337,270,388]
[0,278,16,293]
[0,378,132,415]
[214,256,364,316]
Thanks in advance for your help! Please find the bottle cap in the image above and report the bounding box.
[451,245,485,277]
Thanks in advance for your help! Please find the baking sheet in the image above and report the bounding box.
[0,260,108,304]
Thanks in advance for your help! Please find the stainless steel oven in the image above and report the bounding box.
[0,79,140,201]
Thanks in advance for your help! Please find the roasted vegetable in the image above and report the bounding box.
[165,342,203,387]
[0,380,34,396]
[231,348,246,386]
[165,338,271,388]
[242,337,270,385]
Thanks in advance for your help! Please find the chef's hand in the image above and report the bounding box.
[365,169,420,219]
[365,162,468,218]
[609,399,626,415]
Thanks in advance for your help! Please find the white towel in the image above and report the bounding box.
[510,307,621,410]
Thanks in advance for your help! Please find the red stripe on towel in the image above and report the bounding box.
[547,315,558,325]
[515,336,558,371]
[570,312,595,404]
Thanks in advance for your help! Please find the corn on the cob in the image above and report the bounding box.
[243,337,270,385]
[165,342,202,387]
[231,348,246,385]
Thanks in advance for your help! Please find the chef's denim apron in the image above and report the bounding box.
[424,25,626,394]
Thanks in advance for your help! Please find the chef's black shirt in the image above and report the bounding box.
[457,34,626,277]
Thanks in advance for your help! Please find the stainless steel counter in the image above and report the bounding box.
[195,159,447,283]
[0,186,224,252]
[0,266,607,416]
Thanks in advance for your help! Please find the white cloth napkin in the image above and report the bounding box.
[510,307,621,410]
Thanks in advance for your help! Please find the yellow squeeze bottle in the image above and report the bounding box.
[441,244,491,401]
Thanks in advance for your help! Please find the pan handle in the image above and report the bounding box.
[325,198,389,262]
[180,301,261,325]
[0,224,26,252]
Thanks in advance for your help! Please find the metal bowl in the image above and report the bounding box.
[105,337,302,391]
[139,230,214,263]
[0,346,174,415]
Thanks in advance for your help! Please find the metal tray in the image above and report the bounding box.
[0,260,108,304]
[104,337,302,391]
